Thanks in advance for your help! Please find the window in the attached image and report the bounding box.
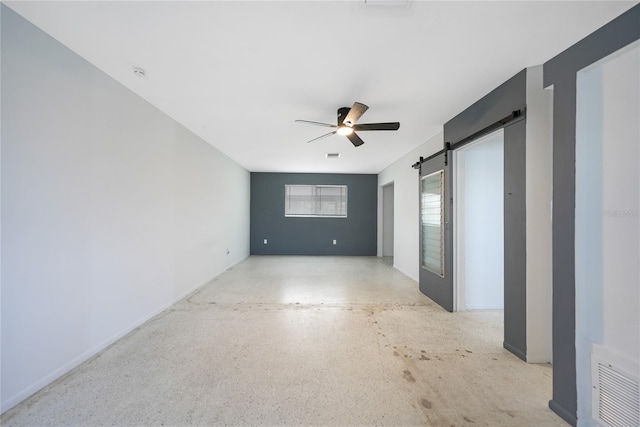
[285,185,347,218]
[421,170,445,277]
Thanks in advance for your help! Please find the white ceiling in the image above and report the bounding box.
[5,1,637,173]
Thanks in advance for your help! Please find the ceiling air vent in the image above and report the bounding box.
[326,153,341,159]
[364,0,410,7]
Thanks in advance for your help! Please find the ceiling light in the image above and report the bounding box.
[336,126,353,136]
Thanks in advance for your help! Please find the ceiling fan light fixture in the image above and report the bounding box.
[336,126,354,136]
[296,102,399,147]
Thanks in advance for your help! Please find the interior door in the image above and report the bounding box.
[419,151,454,311]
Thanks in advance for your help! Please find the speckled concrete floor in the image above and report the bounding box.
[2,256,565,426]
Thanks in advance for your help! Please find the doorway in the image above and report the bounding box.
[418,70,528,357]
[575,40,639,423]
[382,183,394,265]
[454,129,505,311]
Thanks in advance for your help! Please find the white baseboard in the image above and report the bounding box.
[1,257,248,414]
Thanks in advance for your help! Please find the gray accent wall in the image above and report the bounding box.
[543,5,640,425]
[251,173,377,255]
[444,70,528,360]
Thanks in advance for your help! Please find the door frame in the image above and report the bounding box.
[382,182,395,258]
[543,6,640,423]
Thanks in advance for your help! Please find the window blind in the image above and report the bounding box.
[285,185,347,217]
[421,171,445,277]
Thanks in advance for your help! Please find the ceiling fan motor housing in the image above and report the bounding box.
[338,107,350,126]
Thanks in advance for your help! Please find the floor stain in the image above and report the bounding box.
[465,350,473,354]
[403,370,416,383]
[5,258,559,426]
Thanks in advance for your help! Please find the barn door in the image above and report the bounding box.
[419,151,454,311]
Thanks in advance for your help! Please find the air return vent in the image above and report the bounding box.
[364,0,410,7]
[591,345,639,427]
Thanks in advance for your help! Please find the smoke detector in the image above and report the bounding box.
[133,67,146,77]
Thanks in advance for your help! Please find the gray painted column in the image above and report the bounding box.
[503,120,527,361]
[543,5,640,425]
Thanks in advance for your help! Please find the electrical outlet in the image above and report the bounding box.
[333,239,337,245]
[263,239,268,244]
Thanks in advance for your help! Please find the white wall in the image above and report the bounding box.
[378,133,444,281]
[575,41,640,425]
[1,7,250,412]
[525,65,553,363]
[455,131,504,310]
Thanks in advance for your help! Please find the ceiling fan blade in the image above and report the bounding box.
[343,102,369,126]
[353,122,400,131]
[295,120,337,128]
[346,132,365,147]
[306,131,337,143]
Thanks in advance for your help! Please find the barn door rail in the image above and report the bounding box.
[411,109,525,170]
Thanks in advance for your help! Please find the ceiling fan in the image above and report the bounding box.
[295,102,400,147]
